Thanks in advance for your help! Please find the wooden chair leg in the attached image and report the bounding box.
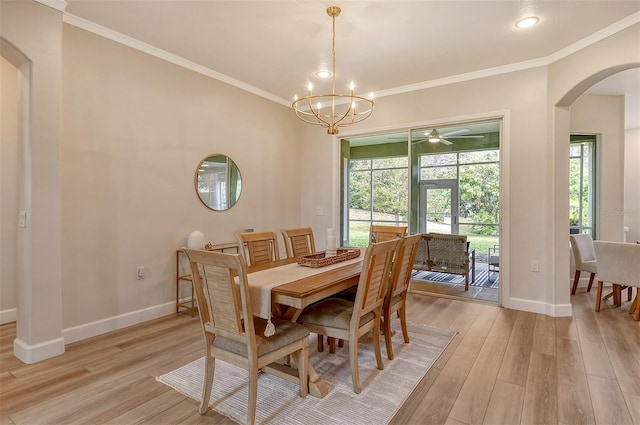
[384,314,394,360]
[595,281,603,312]
[349,336,361,394]
[338,339,344,347]
[399,304,410,344]
[586,272,595,292]
[613,284,621,306]
[248,365,258,425]
[571,270,581,295]
[629,292,638,314]
[200,338,215,415]
[373,317,384,371]
[328,337,337,354]
[628,286,632,302]
[317,334,324,352]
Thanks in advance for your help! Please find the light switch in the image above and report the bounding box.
[18,211,26,228]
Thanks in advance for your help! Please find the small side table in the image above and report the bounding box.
[176,242,240,316]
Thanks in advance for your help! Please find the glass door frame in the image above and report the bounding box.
[419,179,459,234]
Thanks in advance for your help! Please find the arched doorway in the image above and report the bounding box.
[552,62,639,304]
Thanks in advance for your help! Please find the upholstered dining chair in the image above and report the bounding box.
[297,238,399,393]
[570,233,598,295]
[237,230,280,266]
[369,224,407,244]
[383,233,422,360]
[182,248,310,425]
[281,227,316,258]
[592,241,640,320]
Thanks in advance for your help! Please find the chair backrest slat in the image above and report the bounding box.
[369,225,407,244]
[281,227,316,258]
[238,231,280,266]
[353,239,399,320]
[389,234,422,298]
[184,249,255,345]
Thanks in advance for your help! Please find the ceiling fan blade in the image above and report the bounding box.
[411,139,428,144]
[445,135,484,139]
[441,129,470,137]
[440,138,454,145]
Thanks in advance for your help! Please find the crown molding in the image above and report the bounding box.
[34,0,67,13]
[546,11,640,64]
[63,13,291,108]
[374,57,549,99]
[62,10,639,105]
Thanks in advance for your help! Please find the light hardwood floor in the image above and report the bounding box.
[1,287,638,425]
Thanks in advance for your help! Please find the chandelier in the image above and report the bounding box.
[292,6,374,135]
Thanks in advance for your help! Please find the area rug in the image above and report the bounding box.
[156,319,456,425]
[412,267,499,288]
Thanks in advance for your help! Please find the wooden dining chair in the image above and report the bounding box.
[383,233,422,360]
[281,227,316,258]
[369,224,407,244]
[182,248,310,425]
[570,233,597,295]
[297,238,399,393]
[237,230,281,266]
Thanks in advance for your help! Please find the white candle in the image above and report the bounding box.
[326,228,337,255]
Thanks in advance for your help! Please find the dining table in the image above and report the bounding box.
[245,251,364,398]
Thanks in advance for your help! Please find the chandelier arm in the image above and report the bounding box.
[307,98,332,128]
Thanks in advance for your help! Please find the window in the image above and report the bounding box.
[347,157,408,246]
[569,135,596,236]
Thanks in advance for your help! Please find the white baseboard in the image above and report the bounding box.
[62,301,176,344]
[506,297,573,317]
[14,336,65,364]
[1,308,17,324]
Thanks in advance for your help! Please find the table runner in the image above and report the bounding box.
[241,253,363,335]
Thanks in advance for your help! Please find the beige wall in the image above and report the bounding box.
[61,25,303,329]
[624,127,640,243]
[0,56,19,320]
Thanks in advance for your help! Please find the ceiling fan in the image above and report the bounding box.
[412,128,484,145]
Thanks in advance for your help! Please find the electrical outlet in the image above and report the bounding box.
[531,260,539,272]
[316,207,324,216]
[136,266,145,279]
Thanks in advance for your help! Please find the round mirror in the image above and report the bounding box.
[195,154,242,211]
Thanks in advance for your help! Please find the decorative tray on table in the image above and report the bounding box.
[297,248,361,268]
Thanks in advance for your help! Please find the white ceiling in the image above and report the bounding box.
[63,1,640,127]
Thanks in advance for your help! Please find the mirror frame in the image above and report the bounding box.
[194,154,242,211]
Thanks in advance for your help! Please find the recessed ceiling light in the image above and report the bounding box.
[315,70,331,78]
[515,16,540,29]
